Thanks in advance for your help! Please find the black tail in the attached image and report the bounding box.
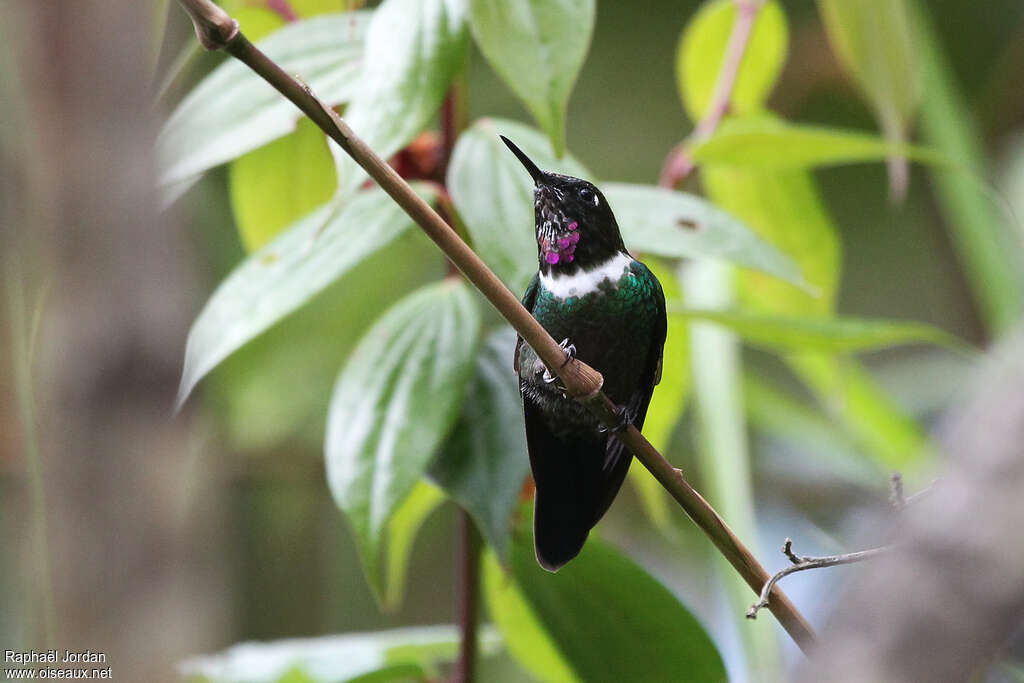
[524,403,633,572]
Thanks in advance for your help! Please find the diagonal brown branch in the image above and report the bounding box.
[172,0,817,653]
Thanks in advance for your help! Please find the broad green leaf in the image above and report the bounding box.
[176,186,437,409]
[483,551,579,683]
[676,0,788,122]
[383,480,446,611]
[229,117,338,251]
[207,229,444,452]
[602,182,806,287]
[690,117,947,169]
[469,0,595,156]
[700,125,839,315]
[336,0,468,190]
[701,116,931,469]
[179,625,500,683]
[158,12,369,189]
[627,260,688,528]
[430,327,530,558]
[447,118,589,292]
[818,0,920,137]
[487,514,727,682]
[326,280,481,601]
[668,308,969,354]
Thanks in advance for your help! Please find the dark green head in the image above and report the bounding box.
[500,136,627,276]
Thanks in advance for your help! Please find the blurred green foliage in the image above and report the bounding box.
[157,0,1024,679]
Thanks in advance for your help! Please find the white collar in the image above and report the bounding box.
[538,252,633,299]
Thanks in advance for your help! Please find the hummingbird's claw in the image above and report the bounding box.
[542,338,576,385]
[558,338,577,367]
[597,404,632,434]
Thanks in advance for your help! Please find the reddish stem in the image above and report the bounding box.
[265,0,297,22]
[659,0,764,188]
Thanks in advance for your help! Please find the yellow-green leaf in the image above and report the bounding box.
[690,117,948,169]
[229,117,338,251]
[668,308,969,355]
[383,480,446,611]
[817,0,920,135]
[676,0,788,122]
[483,550,579,683]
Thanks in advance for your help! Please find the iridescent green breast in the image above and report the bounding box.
[533,260,660,322]
[524,258,663,406]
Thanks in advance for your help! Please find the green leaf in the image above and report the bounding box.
[469,0,595,156]
[326,280,481,601]
[229,116,338,251]
[700,120,932,469]
[447,118,589,292]
[700,121,839,315]
[229,7,286,43]
[482,551,579,683]
[689,117,947,169]
[176,186,436,409]
[789,353,934,469]
[430,327,530,558]
[817,0,920,138]
[913,0,1023,334]
[383,480,446,611]
[342,663,426,683]
[158,12,370,188]
[179,625,501,683]
[744,373,883,486]
[485,516,726,683]
[676,0,788,121]
[627,259,687,528]
[602,182,806,287]
[668,308,969,354]
[336,0,469,190]
[207,229,444,452]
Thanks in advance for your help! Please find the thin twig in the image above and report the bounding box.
[172,0,817,653]
[747,539,891,619]
[453,510,481,683]
[659,0,765,188]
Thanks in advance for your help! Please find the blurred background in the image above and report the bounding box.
[2,0,1023,680]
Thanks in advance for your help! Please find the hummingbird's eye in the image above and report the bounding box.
[578,186,598,206]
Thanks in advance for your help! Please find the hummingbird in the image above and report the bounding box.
[501,136,667,572]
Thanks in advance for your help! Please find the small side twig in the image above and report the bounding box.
[748,472,933,619]
[747,539,891,619]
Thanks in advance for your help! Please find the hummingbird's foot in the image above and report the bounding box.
[597,404,632,434]
[542,338,576,385]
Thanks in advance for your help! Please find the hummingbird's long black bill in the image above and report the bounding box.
[500,135,545,184]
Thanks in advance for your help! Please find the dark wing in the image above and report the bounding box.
[592,262,668,524]
[513,273,540,373]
